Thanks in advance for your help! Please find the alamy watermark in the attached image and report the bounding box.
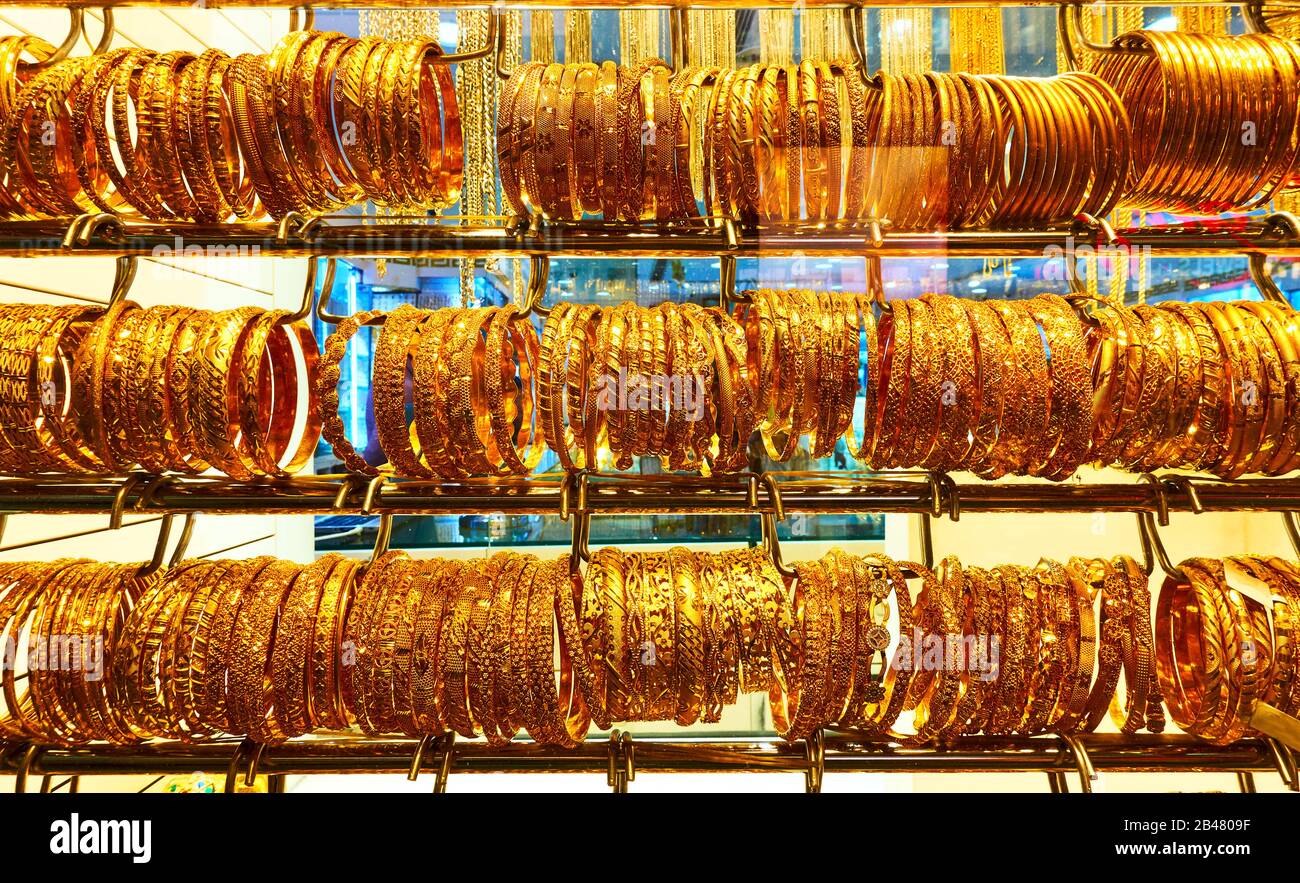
[1041,236,1153,285]
[149,236,263,283]
[593,369,706,421]
[893,629,1000,682]
[3,635,105,682]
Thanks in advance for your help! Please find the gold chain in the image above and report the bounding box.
[565,10,592,64]
[801,8,848,61]
[621,9,662,65]
[1175,6,1229,33]
[759,9,794,66]
[697,10,736,67]
[950,8,1005,74]
[880,8,931,73]
[531,10,555,64]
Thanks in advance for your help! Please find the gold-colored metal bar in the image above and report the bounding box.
[47,0,1266,8]
[4,735,1278,778]
[4,475,1300,517]
[9,219,1300,259]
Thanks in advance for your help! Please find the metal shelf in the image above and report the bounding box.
[7,217,1300,260]
[3,734,1291,790]
[1,473,1298,517]
[46,1,1280,10]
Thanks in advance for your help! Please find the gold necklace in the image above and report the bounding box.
[621,9,662,65]
[880,8,931,74]
[531,10,555,64]
[1175,5,1229,33]
[759,9,793,66]
[950,7,1004,74]
[565,10,592,64]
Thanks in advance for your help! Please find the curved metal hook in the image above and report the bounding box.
[88,8,114,55]
[275,213,335,323]
[315,262,368,326]
[362,513,394,576]
[1163,475,1204,515]
[407,734,437,782]
[761,512,797,580]
[841,6,883,92]
[223,739,257,793]
[1061,734,1098,793]
[431,8,498,65]
[137,512,196,578]
[331,473,366,512]
[360,473,389,516]
[521,255,551,318]
[434,732,455,793]
[287,257,334,325]
[570,510,591,575]
[1063,213,1118,298]
[669,6,689,71]
[288,6,316,33]
[1136,475,1183,581]
[243,741,270,787]
[805,728,826,793]
[14,745,42,793]
[1056,2,1145,73]
[606,731,635,793]
[930,471,960,521]
[558,472,574,523]
[758,473,796,579]
[917,512,936,573]
[1247,212,1300,307]
[718,255,740,311]
[496,9,515,81]
[1244,1,1274,35]
[1285,512,1300,560]
[109,473,147,530]
[843,6,868,73]
[1267,738,1299,791]
[63,212,126,249]
[759,472,785,523]
[38,9,83,69]
[107,256,139,308]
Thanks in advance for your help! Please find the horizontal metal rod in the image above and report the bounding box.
[4,735,1277,777]
[52,0,1265,9]
[0,475,1298,517]
[3,219,1297,259]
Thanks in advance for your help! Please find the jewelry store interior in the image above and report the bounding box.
[1,0,1300,795]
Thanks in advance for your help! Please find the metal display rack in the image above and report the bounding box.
[3,0,1300,793]
[4,733,1297,794]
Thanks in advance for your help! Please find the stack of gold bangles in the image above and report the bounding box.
[6,288,1300,483]
[0,302,319,478]
[500,60,1130,226]
[0,36,55,217]
[24,546,1281,747]
[0,560,152,745]
[0,303,101,474]
[864,554,1167,743]
[577,546,795,729]
[0,31,462,220]
[547,300,755,472]
[1090,30,1300,212]
[318,303,544,478]
[1157,556,1300,745]
[1087,298,1300,478]
[318,300,756,477]
[308,289,1300,482]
